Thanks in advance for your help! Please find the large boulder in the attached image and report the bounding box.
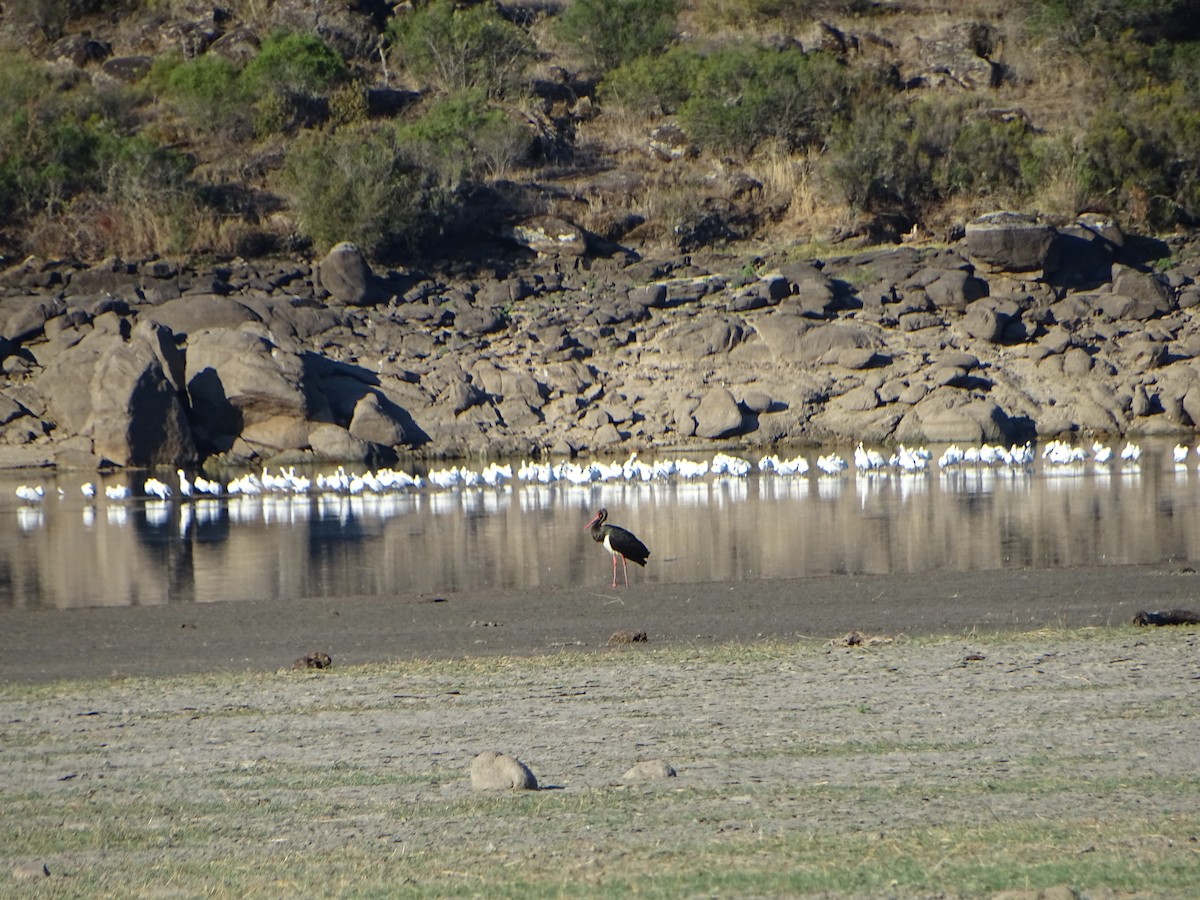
[184,329,314,448]
[694,385,745,438]
[965,212,1057,273]
[348,391,414,446]
[87,337,197,467]
[317,242,378,306]
[470,750,538,790]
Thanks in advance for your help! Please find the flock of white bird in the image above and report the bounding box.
[9,440,1185,506]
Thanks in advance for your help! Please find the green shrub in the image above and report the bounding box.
[599,45,700,116]
[1079,81,1200,229]
[277,126,426,257]
[148,53,244,131]
[242,31,346,97]
[691,0,873,34]
[387,0,534,98]
[395,89,530,187]
[555,0,680,71]
[826,96,933,218]
[1024,0,1198,46]
[824,95,1037,219]
[940,109,1033,199]
[677,46,851,154]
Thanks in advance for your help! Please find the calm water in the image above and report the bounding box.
[3,443,1199,611]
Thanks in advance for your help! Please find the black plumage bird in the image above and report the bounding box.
[584,508,650,587]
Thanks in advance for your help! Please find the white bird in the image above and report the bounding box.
[1092,442,1113,464]
[675,458,710,479]
[427,467,461,489]
[775,455,809,476]
[855,443,887,471]
[1008,442,1035,466]
[712,453,751,476]
[1173,443,1189,464]
[15,484,44,503]
[938,445,964,469]
[143,477,172,500]
[177,469,193,498]
[890,445,927,472]
[816,453,847,475]
[81,482,96,499]
[1120,441,1142,462]
[193,474,223,496]
[105,483,131,500]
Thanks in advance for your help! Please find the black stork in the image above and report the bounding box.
[584,508,650,588]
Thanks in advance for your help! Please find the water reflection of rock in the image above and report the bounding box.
[2,454,1198,610]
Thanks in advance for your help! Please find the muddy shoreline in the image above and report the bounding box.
[2,563,1189,683]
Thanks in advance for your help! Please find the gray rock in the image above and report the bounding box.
[836,384,879,412]
[308,423,378,463]
[349,391,411,446]
[902,390,1006,443]
[965,212,1057,273]
[740,389,774,414]
[185,329,312,439]
[694,386,744,438]
[1108,266,1173,320]
[961,304,1006,342]
[620,759,677,781]
[506,216,587,258]
[925,269,988,311]
[470,750,538,791]
[752,312,814,362]
[88,337,197,467]
[143,294,262,335]
[797,323,880,363]
[318,242,375,306]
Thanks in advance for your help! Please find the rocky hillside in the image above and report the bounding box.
[0,1,1199,472]
[2,213,1200,472]
[0,0,1197,264]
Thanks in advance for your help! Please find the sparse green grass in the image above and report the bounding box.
[3,628,1198,897]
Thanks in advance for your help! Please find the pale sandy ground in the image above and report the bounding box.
[0,602,1197,896]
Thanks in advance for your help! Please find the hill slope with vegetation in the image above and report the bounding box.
[0,0,1197,271]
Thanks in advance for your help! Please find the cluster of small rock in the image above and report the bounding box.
[469,750,675,791]
[0,212,1198,472]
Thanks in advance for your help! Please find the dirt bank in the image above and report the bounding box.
[2,563,1194,683]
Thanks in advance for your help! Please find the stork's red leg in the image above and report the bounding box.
[611,552,619,588]
[621,554,630,587]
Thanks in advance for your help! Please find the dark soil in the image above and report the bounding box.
[2,564,1190,683]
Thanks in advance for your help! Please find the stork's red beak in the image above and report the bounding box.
[583,511,601,530]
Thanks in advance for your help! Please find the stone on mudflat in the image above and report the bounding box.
[961,304,1007,343]
[506,216,587,257]
[143,293,262,334]
[470,750,538,791]
[185,329,311,434]
[903,390,1006,443]
[1046,213,1122,287]
[836,384,880,412]
[621,759,677,782]
[797,323,880,364]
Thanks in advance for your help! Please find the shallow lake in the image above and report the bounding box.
[3,440,1199,611]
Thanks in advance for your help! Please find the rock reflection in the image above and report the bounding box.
[1,453,1198,610]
